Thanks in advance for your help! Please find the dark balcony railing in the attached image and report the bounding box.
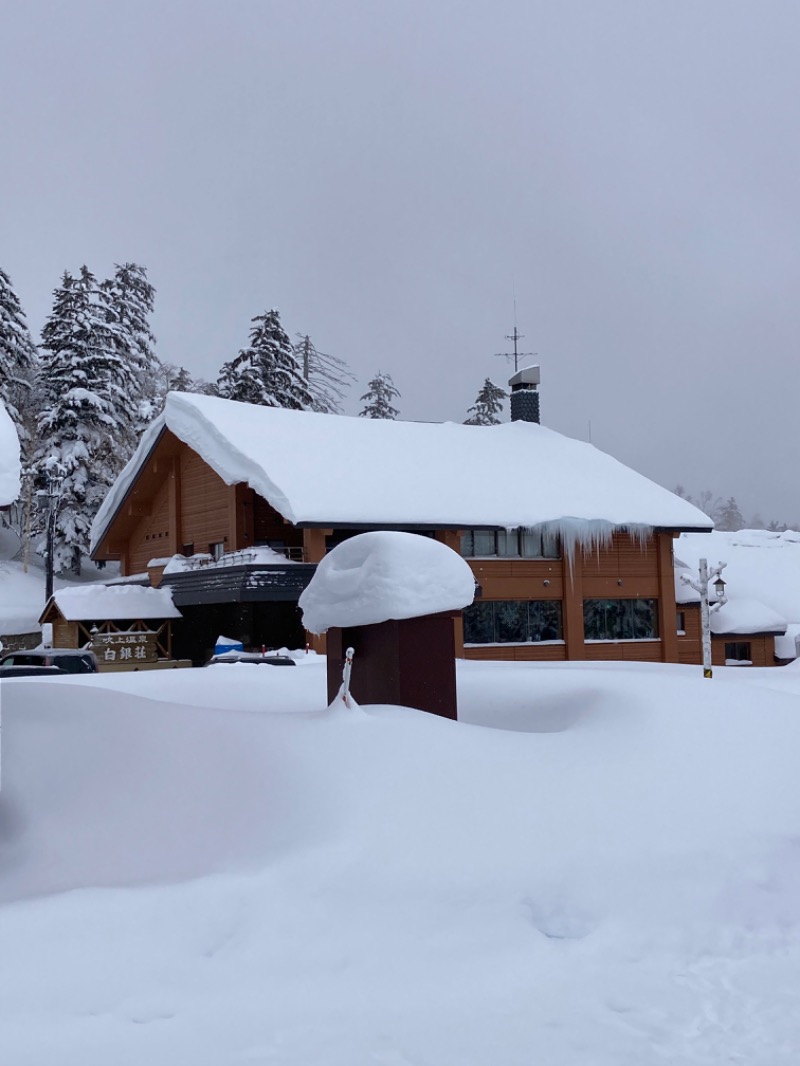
[160,562,317,606]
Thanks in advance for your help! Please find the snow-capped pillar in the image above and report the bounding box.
[508,365,541,424]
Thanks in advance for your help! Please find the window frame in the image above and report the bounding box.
[583,598,660,642]
[462,599,564,645]
[460,529,560,560]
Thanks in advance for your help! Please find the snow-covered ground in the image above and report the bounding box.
[0,558,119,638]
[2,656,800,1064]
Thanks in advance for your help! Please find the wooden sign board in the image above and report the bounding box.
[90,631,159,666]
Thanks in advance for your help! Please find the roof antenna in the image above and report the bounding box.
[494,296,535,373]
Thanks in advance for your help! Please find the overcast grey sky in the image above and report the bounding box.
[3,0,799,522]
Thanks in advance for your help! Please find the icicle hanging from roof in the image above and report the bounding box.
[519,519,654,574]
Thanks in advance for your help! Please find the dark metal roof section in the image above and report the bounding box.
[160,563,317,607]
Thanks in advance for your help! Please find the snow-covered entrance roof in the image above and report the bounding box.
[0,400,21,507]
[92,392,712,551]
[45,584,182,622]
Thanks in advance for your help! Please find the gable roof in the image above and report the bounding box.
[91,392,712,552]
[42,584,181,622]
[0,400,21,507]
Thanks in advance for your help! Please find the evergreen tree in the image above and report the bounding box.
[359,370,400,419]
[217,309,312,410]
[0,267,38,450]
[101,263,157,442]
[716,496,745,532]
[464,378,507,425]
[294,334,355,413]
[36,268,121,575]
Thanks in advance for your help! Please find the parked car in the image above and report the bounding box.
[0,664,68,678]
[0,649,99,675]
[206,651,296,667]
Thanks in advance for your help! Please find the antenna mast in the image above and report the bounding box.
[494,313,535,373]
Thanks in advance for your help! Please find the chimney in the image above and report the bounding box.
[508,365,541,424]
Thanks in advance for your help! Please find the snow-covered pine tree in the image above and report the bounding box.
[36,267,121,575]
[0,267,38,453]
[464,378,507,425]
[101,263,158,442]
[217,309,312,410]
[294,334,355,413]
[358,371,400,419]
[716,496,745,532]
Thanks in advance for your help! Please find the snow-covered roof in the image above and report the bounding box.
[675,551,788,636]
[710,598,787,637]
[299,531,476,634]
[91,393,712,552]
[45,584,182,622]
[0,400,21,507]
[678,530,800,625]
[775,623,800,660]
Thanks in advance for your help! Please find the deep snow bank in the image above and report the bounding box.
[2,661,800,1064]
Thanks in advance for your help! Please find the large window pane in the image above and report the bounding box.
[529,601,563,641]
[541,530,560,559]
[496,531,520,557]
[463,600,563,644]
[628,599,658,638]
[473,530,496,556]
[584,599,658,640]
[459,531,474,557]
[521,530,543,557]
[495,600,527,642]
[463,601,495,643]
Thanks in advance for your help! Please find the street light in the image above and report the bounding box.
[682,557,727,679]
[43,463,66,604]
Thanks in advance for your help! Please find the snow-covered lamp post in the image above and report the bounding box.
[682,558,727,679]
[43,464,65,604]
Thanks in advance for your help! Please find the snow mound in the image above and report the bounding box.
[298,531,475,634]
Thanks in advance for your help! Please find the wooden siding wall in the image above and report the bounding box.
[677,604,775,667]
[252,493,303,550]
[463,530,679,664]
[127,475,173,575]
[179,450,230,553]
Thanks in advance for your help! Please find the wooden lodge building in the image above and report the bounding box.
[89,384,786,668]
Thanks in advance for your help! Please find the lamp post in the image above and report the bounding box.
[682,558,727,678]
[43,464,65,604]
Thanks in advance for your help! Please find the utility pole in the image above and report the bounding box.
[43,465,65,603]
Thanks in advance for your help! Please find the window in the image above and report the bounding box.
[181,543,194,557]
[463,600,563,644]
[460,529,559,559]
[676,611,686,635]
[725,642,752,664]
[583,599,659,641]
[209,541,225,561]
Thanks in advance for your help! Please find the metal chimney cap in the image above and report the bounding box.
[508,364,541,389]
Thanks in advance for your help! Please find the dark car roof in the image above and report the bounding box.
[0,664,67,678]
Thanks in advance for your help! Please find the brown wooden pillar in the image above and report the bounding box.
[656,532,679,663]
[167,455,181,556]
[435,531,466,657]
[562,551,585,659]
[303,528,333,653]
